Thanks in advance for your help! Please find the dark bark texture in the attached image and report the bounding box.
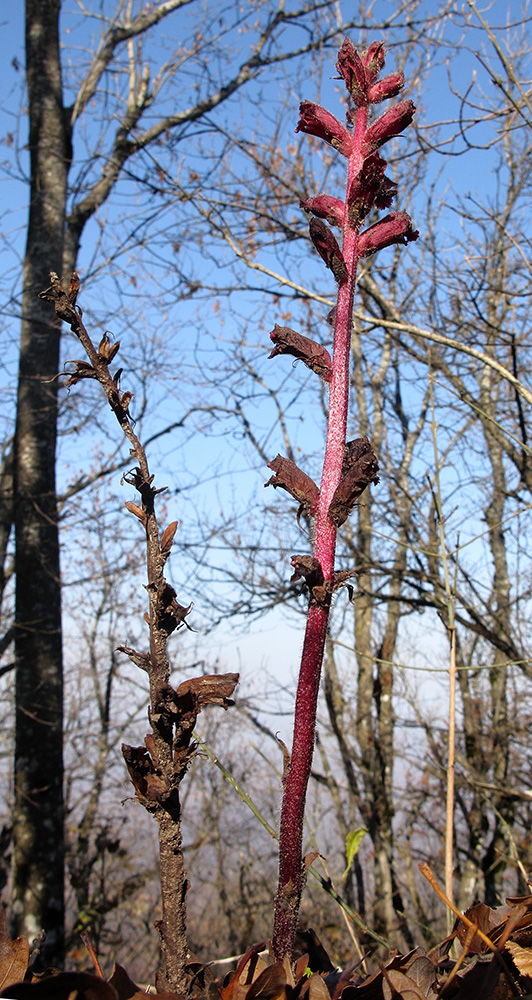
[12,0,70,964]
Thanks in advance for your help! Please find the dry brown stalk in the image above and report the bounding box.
[39,272,238,991]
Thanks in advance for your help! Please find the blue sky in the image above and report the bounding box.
[1,0,531,726]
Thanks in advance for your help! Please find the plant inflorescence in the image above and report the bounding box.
[267,38,418,960]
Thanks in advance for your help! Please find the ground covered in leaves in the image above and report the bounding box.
[1,893,532,999]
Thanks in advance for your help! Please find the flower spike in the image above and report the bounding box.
[271,37,418,962]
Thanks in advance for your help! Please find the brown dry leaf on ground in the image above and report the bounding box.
[107,963,142,998]
[304,974,333,1000]
[0,909,29,993]
[219,943,270,1000]
[0,970,118,998]
[108,961,190,999]
[2,887,532,1000]
[0,965,188,999]
[245,963,288,1000]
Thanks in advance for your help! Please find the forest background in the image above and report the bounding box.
[1,0,532,985]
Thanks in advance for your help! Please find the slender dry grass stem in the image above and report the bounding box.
[428,373,458,932]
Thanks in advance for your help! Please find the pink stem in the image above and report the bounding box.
[272,105,368,960]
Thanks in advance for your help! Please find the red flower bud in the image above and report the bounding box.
[296,102,353,157]
[300,194,345,228]
[368,71,405,105]
[363,41,386,84]
[336,37,368,106]
[364,100,416,153]
[358,210,419,257]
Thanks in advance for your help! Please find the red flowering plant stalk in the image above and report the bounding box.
[267,39,418,960]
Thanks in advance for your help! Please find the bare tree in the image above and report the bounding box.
[4,0,532,971]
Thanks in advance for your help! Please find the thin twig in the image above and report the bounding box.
[80,930,104,978]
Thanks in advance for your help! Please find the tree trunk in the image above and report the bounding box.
[12,0,70,965]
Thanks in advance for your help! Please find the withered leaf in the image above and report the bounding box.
[108,962,187,1000]
[306,975,331,1000]
[511,916,532,949]
[121,744,168,805]
[175,673,239,709]
[290,555,328,605]
[328,438,379,527]
[268,325,332,382]
[505,940,532,979]
[220,944,268,1000]
[140,993,188,999]
[457,902,504,952]
[161,520,179,555]
[402,956,437,995]
[276,735,291,782]
[296,929,335,974]
[98,332,120,364]
[0,908,29,992]
[309,218,347,285]
[290,555,323,586]
[38,272,79,324]
[68,270,80,305]
[153,583,193,635]
[506,893,532,906]
[64,359,97,387]
[382,969,426,1000]
[246,964,286,1000]
[282,954,295,988]
[0,971,118,998]
[444,954,502,1000]
[265,456,319,516]
[161,592,187,636]
[293,954,311,981]
[67,359,93,372]
[347,153,397,228]
[116,646,150,672]
[331,568,357,592]
[494,904,529,949]
[107,963,143,999]
[237,955,268,988]
[124,501,146,524]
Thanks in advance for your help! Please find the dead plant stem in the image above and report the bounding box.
[428,374,457,931]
